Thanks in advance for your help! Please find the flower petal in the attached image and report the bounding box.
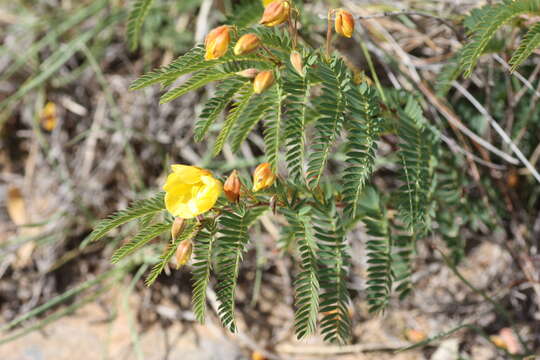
[195,176,222,214]
[165,187,197,218]
[171,165,208,184]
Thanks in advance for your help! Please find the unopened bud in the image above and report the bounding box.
[253,70,274,94]
[260,0,290,27]
[175,239,193,269]
[204,25,231,60]
[224,170,242,202]
[171,217,185,240]
[335,9,355,38]
[234,34,261,55]
[290,51,304,76]
[237,68,260,78]
[252,162,276,192]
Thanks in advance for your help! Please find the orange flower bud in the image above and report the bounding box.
[204,25,230,60]
[223,170,242,202]
[175,239,193,269]
[252,162,276,192]
[171,217,185,240]
[234,34,261,55]
[253,70,274,94]
[335,9,355,38]
[236,68,260,78]
[260,0,290,27]
[290,51,304,76]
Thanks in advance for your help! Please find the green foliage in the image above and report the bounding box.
[283,66,310,182]
[213,82,255,156]
[342,83,382,220]
[126,0,156,51]
[191,219,218,324]
[253,27,293,52]
[282,203,320,339]
[263,80,283,171]
[362,194,393,314]
[129,46,205,90]
[215,205,251,332]
[82,192,165,247]
[510,21,540,71]
[111,221,171,264]
[195,78,247,142]
[394,95,432,236]
[306,58,348,188]
[129,46,270,91]
[230,90,273,152]
[313,198,352,344]
[226,0,264,27]
[459,0,540,76]
[160,68,236,104]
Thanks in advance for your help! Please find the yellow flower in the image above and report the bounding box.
[252,162,276,192]
[260,0,290,27]
[253,70,274,94]
[335,9,355,38]
[234,34,261,55]
[262,0,274,6]
[204,25,231,60]
[163,165,222,219]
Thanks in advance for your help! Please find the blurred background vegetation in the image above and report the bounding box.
[1,0,539,359]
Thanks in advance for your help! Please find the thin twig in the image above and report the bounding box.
[325,9,333,58]
[493,54,540,98]
[452,81,540,183]
[438,132,507,170]
[418,82,519,165]
[276,342,409,355]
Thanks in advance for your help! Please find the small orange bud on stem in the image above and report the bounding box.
[171,217,185,240]
[260,0,290,27]
[234,34,261,55]
[204,25,231,60]
[175,239,193,269]
[224,170,242,202]
[290,51,304,76]
[253,71,275,94]
[252,162,277,192]
[335,9,355,38]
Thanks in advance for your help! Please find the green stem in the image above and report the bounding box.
[359,37,387,103]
